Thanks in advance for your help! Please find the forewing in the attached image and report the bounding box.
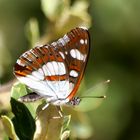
[14,45,69,98]
[51,27,90,100]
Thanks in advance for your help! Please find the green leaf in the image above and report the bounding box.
[11,82,40,118]
[10,98,36,140]
[61,115,71,131]
[1,115,19,140]
[61,130,70,140]
[11,82,28,100]
[60,115,71,140]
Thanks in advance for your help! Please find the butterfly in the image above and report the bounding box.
[14,27,90,107]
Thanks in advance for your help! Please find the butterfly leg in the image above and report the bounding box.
[42,103,49,110]
[56,106,63,117]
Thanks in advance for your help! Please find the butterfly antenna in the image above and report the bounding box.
[80,95,106,99]
[79,79,110,99]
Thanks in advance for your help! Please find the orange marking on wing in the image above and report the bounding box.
[36,58,44,65]
[43,55,49,62]
[45,75,67,81]
[31,62,40,69]
[79,45,88,54]
[15,70,30,77]
[26,53,35,61]
[41,47,49,55]
[26,66,33,71]
[69,65,80,72]
[57,57,63,62]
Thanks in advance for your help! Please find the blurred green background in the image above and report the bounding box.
[0,0,140,140]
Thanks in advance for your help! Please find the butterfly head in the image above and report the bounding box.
[67,97,81,106]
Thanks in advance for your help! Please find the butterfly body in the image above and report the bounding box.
[14,27,90,106]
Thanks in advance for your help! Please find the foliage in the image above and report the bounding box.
[1,77,108,139]
[1,83,71,140]
[0,0,140,140]
[1,0,94,139]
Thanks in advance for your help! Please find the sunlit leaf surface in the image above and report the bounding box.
[1,115,19,140]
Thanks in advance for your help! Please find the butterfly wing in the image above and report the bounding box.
[51,27,90,100]
[14,44,70,100]
[14,27,90,105]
